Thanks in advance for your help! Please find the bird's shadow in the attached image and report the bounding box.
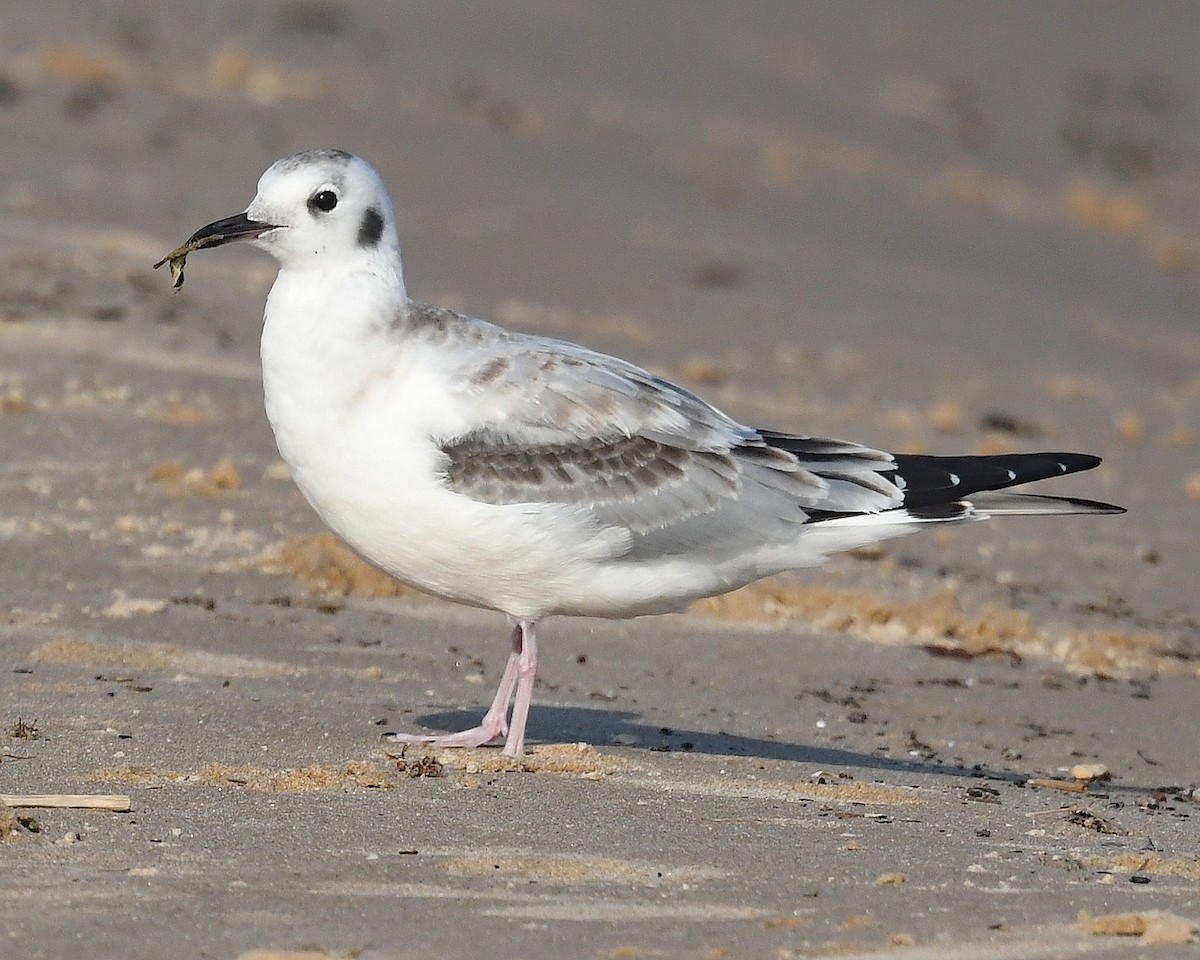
[400,705,1180,796]
[402,705,1168,795]
[410,705,1009,781]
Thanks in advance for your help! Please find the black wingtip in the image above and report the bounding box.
[890,450,1115,510]
[1082,498,1125,515]
[1050,452,1102,473]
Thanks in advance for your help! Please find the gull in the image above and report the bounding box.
[167,149,1123,757]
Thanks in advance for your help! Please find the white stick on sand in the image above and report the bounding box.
[1,794,132,811]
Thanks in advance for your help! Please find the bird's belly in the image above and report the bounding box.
[259,336,805,621]
[290,462,771,619]
[265,392,633,618]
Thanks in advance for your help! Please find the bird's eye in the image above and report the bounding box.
[308,190,338,214]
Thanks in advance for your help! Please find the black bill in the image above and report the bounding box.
[180,212,279,250]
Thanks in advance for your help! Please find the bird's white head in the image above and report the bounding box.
[180,149,405,291]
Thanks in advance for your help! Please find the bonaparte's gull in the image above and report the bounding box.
[161,150,1123,756]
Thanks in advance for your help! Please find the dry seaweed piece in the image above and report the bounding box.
[152,233,230,290]
[1067,807,1126,835]
[393,749,445,779]
[8,717,37,740]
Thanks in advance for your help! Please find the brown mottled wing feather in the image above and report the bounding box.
[441,430,754,534]
[445,433,704,505]
[433,324,903,540]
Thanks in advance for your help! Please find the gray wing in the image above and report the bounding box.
[436,324,903,550]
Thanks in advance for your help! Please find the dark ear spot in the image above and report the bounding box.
[357,207,384,248]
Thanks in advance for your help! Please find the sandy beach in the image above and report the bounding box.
[1,3,1198,957]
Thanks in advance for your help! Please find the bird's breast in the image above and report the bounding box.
[258,298,632,616]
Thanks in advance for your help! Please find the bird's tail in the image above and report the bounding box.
[963,491,1125,517]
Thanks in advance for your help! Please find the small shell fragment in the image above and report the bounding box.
[1071,763,1110,782]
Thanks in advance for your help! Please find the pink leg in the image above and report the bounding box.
[501,620,538,757]
[385,623,523,749]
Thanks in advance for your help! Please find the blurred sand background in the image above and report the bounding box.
[1,3,1198,958]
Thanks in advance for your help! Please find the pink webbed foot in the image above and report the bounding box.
[383,621,539,756]
[384,723,505,749]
